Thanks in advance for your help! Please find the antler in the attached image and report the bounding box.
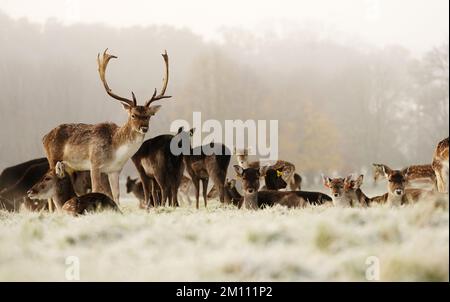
[145,50,171,107]
[97,49,137,107]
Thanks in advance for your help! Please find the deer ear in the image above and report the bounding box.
[148,105,162,115]
[177,126,184,134]
[259,166,269,177]
[233,165,244,177]
[189,128,195,136]
[403,168,410,180]
[356,174,364,187]
[322,175,330,188]
[382,165,392,177]
[55,162,65,178]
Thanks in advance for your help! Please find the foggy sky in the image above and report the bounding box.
[0,0,448,55]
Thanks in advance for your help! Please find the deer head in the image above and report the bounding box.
[97,49,171,134]
[382,165,409,197]
[27,162,67,200]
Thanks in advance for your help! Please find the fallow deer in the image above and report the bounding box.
[234,148,296,188]
[432,137,449,193]
[322,175,352,207]
[126,176,146,208]
[234,166,331,209]
[372,163,437,190]
[27,162,120,215]
[0,157,47,192]
[132,127,189,208]
[0,161,49,211]
[207,178,243,207]
[184,140,231,209]
[375,165,433,206]
[343,174,371,207]
[42,49,171,208]
[290,173,302,191]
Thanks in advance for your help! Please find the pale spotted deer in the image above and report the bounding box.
[375,165,434,206]
[42,49,171,208]
[234,148,296,188]
[372,163,437,190]
[432,137,449,193]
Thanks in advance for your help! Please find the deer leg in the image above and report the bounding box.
[108,172,121,204]
[48,199,53,213]
[201,178,209,208]
[193,178,200,209]
[150,179,159,207]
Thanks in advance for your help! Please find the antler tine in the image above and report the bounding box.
[97,48,135,107]
[145,50,172,107]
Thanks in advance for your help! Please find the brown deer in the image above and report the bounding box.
[375,165,433,206]
[184,140,231,209]
[126,176,146,208]
[322,176,353,207]
[234,148,296,188]
[42,49,171,207]
[290,173,302,191]
[432,137,449,193]
[0,157,48,193]
[207,178,242,207]
[27,162,120,216]
[132,127,189,208]
[372,163,437,190]
[234,166,331,209]
[343,174,371,207]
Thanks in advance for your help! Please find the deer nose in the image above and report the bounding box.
[334,193,340,197]
[247,188,255,194]
[140,126,148,133]
[395,189,403,196]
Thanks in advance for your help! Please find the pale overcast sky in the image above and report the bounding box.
[0,0,448,54]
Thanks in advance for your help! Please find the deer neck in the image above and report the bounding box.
[113,120,145,148]
[243,192,258,209]
[55,176,77,205]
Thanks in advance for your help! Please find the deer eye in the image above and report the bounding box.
[131,114,136,119]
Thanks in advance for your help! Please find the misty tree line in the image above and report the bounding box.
[0,11,448,180]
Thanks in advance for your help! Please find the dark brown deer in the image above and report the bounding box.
[235,148,296,188]
[343,174,371,207]
[27,162,120,216]
[0,157,48,193]
[0,161,49,211]
[184,140,231,209]
[432,137,449,193]
[131,127,188,208]
[234,166,331,209]
[372,163,437,190]
[261,168,288,191]
[207,178,242,207]
[126,176,161,209]
[42,49,171,208]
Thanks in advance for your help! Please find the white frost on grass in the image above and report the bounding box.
[0,195,448,281]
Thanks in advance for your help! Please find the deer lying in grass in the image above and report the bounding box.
[373,165,435,206]
[126,176,162,209]
[290,173,302,190]
[42,49,171,208]
[0,157,48,192]
[234,166,331,209]
[184,139,231,209]
[235,148,296,188]
[27,162,120,216]
[207,178,243,207]
[432,137,449,193]
[372,163,437,190]
[322,174,371,207]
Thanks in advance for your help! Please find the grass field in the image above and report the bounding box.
[0,188,448,282]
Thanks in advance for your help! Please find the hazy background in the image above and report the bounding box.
[0,0,448,181]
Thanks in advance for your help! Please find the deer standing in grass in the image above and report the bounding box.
[432,137,449,193]
[42,49,171,208]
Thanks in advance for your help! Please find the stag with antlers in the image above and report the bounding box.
[42,49,171,207]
